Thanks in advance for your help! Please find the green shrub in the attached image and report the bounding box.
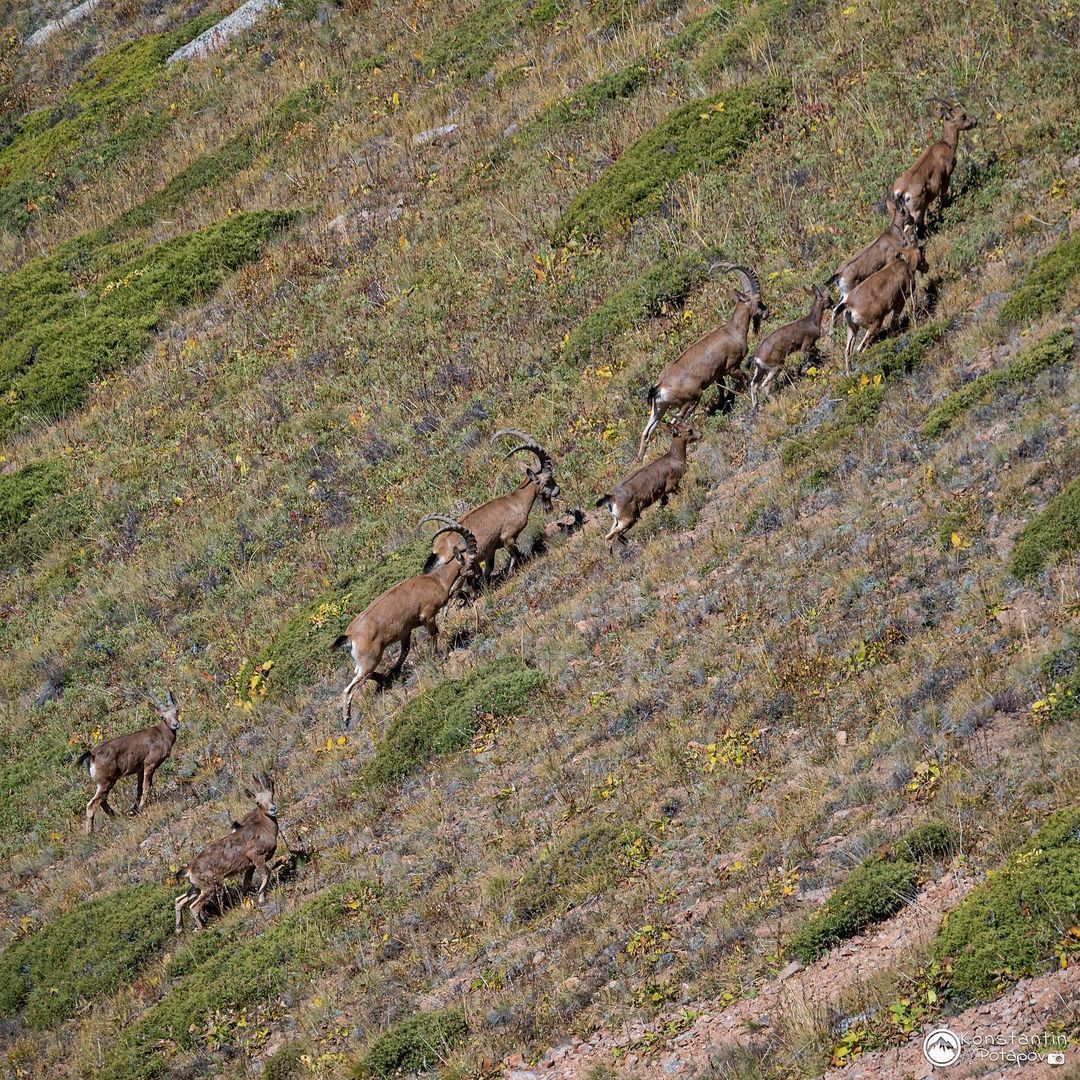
[534,61,650,136]
[0,209,291,438]
[780,321,948,467]
[1010,476,1080,578]
[999,231,1080,327]
[0,457,87,565]
[562,251,711,366]
[552,80,783,243]
[0,458,67,536]
[264,1041,310,1080]
[899,821,959,862]
[100,883,375,1080]
[511,821,648,922]
[933,810,1080,1002]
[789,858,919,963]
[694,0,802,78]
[423,0,525,82]
[363,661,545,786]
[1035,636,1080,725]
[355,1008,468,1078]
[923,329,1074,437]
[236,540,429,702]
[0,885,174,1030]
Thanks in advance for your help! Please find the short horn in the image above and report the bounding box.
[146,689,166,710]
[167,690,177,707]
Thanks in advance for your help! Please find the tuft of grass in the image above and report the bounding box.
[1036,636,1080,725]
[264,1041,310,1080]
[999,231,1080,327]
[1010,476,1080,578]
[0,210,292,440]
[0,885,174,1030]
[100,883,376,1080]
[933,810,1080,1003]
[552,80,784,243]
[898,821,959,862]
[788,858,919,964]
[354,1008,468,1078]
[235,540,429,703]
[561,251,711,367]
[362,661,545,786]
[922,328,1074,437]
[511,820,648,922]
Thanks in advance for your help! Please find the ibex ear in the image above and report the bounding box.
[802,285,815,298]
[243,787,255,799]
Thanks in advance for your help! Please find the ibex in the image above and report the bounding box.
[76,690,180,834]
[175,773,278,931]
[749,285,829,407]
[425,430,559,585]
[827,197,915,329]
[596,420,702,547]
[638,264,768,460]
[838,243,926,371]
[333,514,479,725]
[893,99,978,234]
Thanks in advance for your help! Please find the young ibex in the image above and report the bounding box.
[425,430,559,585]
[76,690,180,834]
[748,285,829,408]
[838,243,926,371]
[333,515,479,726]
[596,420,702,547]
[893,99,978,234]
[175,773,278,931]
[637,264,768,460]
[827,196,916,328]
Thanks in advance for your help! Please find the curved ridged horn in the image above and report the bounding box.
[491,428,552,473]
[711,262,761,298]
[418,513,478,560]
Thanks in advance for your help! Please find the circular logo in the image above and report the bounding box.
[923,1027,963,1067]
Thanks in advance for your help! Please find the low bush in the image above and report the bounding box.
[355,1008,468,1078]
[423,0,525,82]
[789,858,919,964]
[363,661,545,786]
[1010,476,1080,578]
[922,328,1074,437]
[898,821,959,862]
[0,885,174,1030]
[999,231,1080,327]
[933,810,1080,1002]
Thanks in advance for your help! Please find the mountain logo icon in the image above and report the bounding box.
[923,1027,963,1067]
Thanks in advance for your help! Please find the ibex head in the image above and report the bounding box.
[492,429,560,511]
[243,773,276,818]
[418,513,481,599]
[711,262,768,334]
[928,97,978,130]
[669,418,702,445]
[147,689,180,731]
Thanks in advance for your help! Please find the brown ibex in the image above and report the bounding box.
[333,515,479,725]
[749,285,829,407]
[838,243,927,371]
[596,420,702,547]
[638,264,768,460]
[827,197,915,329]
[893,99,978,234]
[76,690,180,833]
[175,773,278,931]
[425,430,559,585]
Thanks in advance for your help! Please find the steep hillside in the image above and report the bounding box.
[1,0,1078,1077]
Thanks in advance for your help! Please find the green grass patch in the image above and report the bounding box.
[694,0,801,78]
[0,14,218,232]
[99,883,376,1080]
[510,820,648,922]
[535,61,651,137]
[923,329,1074,437]
[423,0,526,82]
[0,458,67,536]
[0,457,87,565]
[898,821,959,862]
[999,231,1080,327]
[0,884,174,1030]
[561,250,711,366]
[552,80,784,243]
[780,321,948,467]
[355,1008,468,1078]
[933,810,1080,1003]
[235,540,429,703]
[1035,636,1080,726]
[789,858,919,964]
[1010,476,1080,578]
[362,661,544,786]
[0,209,291,440]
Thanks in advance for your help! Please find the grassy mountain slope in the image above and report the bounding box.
[0,0,1078,1076]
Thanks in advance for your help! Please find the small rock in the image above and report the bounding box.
[778,959,804,980]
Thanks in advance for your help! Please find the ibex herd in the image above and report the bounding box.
[71,99,975,932]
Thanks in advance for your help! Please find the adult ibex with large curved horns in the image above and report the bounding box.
[637,263,767,460]
[425,429,559,585]
[333,515,479,726]
[893,99,978,234]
